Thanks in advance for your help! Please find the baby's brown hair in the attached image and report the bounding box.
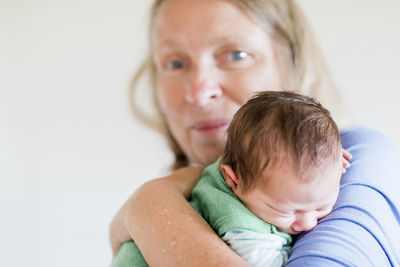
[220,91,341,191]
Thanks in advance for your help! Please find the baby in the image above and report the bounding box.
[111,91,350,267]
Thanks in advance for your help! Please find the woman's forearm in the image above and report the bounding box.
[117,166,250,267]
[109,166,204,256]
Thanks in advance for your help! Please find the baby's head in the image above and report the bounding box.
[220,91,343,234]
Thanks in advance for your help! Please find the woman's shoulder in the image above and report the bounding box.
[340,126,396,146]
[287,126,400,266]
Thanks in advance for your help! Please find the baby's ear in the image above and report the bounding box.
[221,164,240,192]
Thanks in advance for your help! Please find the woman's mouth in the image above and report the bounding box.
[190,120,230,136]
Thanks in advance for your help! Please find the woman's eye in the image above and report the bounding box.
[228,51,248,61]
[216,49,253,69]
[166,60,184,70]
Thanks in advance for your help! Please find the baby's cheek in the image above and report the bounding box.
[268,216,294,230]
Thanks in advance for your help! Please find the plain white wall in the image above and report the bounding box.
[300,0,400,142]
[1,1,399,266]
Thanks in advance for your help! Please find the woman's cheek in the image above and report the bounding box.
[222,73,259,105]
[156,78,183,115]
[225,68,278,105]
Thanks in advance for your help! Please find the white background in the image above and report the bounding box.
[1,1,399,266]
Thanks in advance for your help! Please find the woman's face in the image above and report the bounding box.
[153,0,289,166]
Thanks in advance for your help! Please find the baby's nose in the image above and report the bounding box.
[291,215,318,232]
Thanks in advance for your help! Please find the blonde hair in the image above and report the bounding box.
[130,0,350,169]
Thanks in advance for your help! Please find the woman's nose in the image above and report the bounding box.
[185,66,222,106]
[291,214,318,232]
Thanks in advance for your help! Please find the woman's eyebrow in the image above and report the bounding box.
[155,40,182,51]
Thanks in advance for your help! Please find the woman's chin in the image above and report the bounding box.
[189,143,225,167]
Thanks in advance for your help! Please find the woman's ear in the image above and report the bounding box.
[221,164,240,192]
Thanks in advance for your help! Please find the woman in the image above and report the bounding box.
[110,0,400,266]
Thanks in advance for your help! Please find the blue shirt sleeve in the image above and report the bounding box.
[286,126,400,267]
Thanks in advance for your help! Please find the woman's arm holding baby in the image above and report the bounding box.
[109,165,203,255]
[109,165,251,267]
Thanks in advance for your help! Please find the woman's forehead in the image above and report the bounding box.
[152,0,269,49]
[154,0,257,33]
